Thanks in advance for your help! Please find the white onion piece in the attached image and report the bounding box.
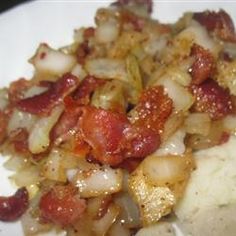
[7,109,37,135]
[95,21,119,44]
[0,88,8,110]
[31,44,76,76]
[85,58,127,81]
[21,209,52,236]
[42,149,80,182]
[177,21,221,56]
[4,155,28,171]
[10,165,40,187]
[156,129,186,156]
[108,221,130,236]
[71,63,87,80]
[142,153,194,187]
[75,165,123,198]
[223,115,236,135]
[162,112,184,142]
[23,86,48,99]
[115,192,140,228]
[128,166,176,225]
[184,113,211,136]
[42,149,67,182]
[155,77,194,112]
[136,222,176,236]
[92,204,120,236]
[66,168,78,181]
[143,36,167,57]
[28,106,63,154]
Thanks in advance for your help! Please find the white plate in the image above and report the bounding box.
[0,0,236,235]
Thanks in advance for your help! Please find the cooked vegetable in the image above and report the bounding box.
[0,0,236,235]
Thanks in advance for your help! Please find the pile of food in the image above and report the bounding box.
[0,0,236,235]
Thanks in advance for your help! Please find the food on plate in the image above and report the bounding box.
[0,0,236,235]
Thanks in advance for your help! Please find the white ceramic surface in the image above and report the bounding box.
[0,1,236,235]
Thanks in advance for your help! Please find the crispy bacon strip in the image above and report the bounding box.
[193,10,236,42]
[39,185,86,226]
[76,41,92,65]
[73,76,106,105]
[133,86,173,133]
[0,187,29,222]
[79,106,128,166]
[190,44,215,85]
[79,86,172,166]
[16,73,78,116]
[191,79,233,120]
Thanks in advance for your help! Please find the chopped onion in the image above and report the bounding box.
[4,155,28,171]
[85,58,127,81]
[223,115,236,135]
[156,128,186,156]
[41,149,67,182]
[75,165,123,198]
[7,109,37,135]
[42,149,81,182]
[143,36,167,57]
[71,63,87,80]
[128,166,176,226]
[92,203,120,236]
[115,192,140,228]
[187,120,226,150]
[108,221,130,236]
[95,21,119,44]
[162,112,184,143]
[91,80,126,112]
[10,165,40,187]
[184,113,211,136]
[177,21,221,56]
[142,153,194,187]
[28,105,63,154]
[30,43,76,76]
[23,86,48,99]
[155,77,194,112]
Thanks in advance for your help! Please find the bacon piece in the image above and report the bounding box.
[79,86,171,166]
[0,111,8,144]
[16,73,78,116]
[8,78,30,104]
[79,106,129,166]
[9,128,29,154]
[116,158,141,172]
[191,79,233,120]
[190,44,215,85]
[193,10,236,42]
[0,187,29,222]
[122,126,160,158]
[83,27,95,40]
[50,106,82,145]
[133,86,173,134]
[73,76,106,105]
[39,185,86,226]
[76,41,92,65]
